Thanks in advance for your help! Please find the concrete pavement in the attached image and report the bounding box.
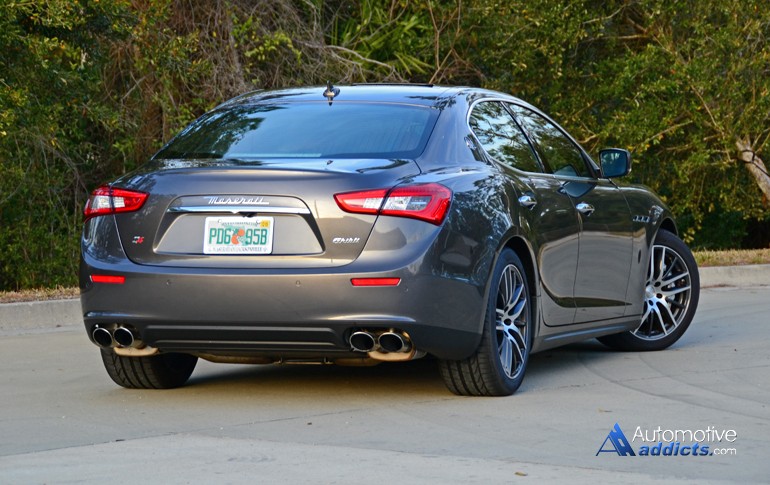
[0,286,768,483]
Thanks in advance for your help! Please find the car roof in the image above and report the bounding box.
[218,84,518,109]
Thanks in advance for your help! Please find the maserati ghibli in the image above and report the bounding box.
[80,84,700,396]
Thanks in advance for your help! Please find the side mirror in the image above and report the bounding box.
[599,148,631,178]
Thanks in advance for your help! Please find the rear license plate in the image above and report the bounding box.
[203,216,274,254]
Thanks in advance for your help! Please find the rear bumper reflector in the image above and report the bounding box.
[350,277,401,287]
[90,275,126,284]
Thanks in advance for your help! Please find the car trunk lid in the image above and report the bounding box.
[111,158,420,268]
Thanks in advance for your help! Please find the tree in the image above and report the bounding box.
[0,0,131,289]
[2,0,768,290]
[434,0,770,246]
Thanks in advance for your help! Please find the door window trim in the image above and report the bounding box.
[503,101,601,180]
[466,98,546,174]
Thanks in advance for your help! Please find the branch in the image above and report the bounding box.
[298,41,401,77]
[426,1,440,73]
[736,137,770,204]
[640,120,693,147]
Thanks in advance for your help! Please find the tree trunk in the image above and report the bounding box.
[736,138,770,205]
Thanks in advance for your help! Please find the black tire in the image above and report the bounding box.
[598,230,700,351]
[439,249,533,396]
[100,349,198,389]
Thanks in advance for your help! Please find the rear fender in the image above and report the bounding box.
[414,165,526,349]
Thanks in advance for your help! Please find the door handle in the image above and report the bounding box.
[576,202,595,216]
[518,194,537,209]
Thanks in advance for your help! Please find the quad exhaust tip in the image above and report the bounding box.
[349,331,377,352]
[92,327,114,349]
[378,332,410,353]
[113,327,136,348]
[91,325,143,349]
[349,329,412,354]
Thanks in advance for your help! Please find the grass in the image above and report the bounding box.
[693,248,770,267]
[0,249,767,303]
[0,286,79,304]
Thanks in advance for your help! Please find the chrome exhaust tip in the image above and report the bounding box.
[349,331,376,352]
[378,331,410,353]
[92,327,114,349]
[113,326,137,348]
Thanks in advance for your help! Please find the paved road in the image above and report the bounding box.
[1,287,768,484]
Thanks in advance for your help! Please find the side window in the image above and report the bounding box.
[508,104,591,178]
[468,101,542,173]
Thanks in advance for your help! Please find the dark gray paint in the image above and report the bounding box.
[81,84,679,362]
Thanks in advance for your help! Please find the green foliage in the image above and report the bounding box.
[1,0,769,289]
[581,0,770,244]
[233,14,302,85]
[326,0,433,79]
[0,0,133,289]
[445,0,769,247]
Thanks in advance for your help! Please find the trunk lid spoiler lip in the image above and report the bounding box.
[137,157,420,172]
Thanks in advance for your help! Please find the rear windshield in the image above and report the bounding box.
[154,101,439,160]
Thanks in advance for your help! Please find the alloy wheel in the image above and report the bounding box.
[634,244,693,340]
[495,264,529,378]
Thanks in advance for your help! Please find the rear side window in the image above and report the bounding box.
[468,101,542,173]
[507,104,591,178]
[155,102,439,160]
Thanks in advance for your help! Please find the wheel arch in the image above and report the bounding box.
[658,217,678,236]
[503,236,538,302]
[647,216,679,255]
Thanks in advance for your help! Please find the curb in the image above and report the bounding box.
[0,298,82,335]
[699,263,770,288]
[0,265,768,336]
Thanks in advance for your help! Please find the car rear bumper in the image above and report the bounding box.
[80,251,486,361]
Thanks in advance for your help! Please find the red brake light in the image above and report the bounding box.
[84,185,147,220]
[334,183,452,225]
[334,189,389,215]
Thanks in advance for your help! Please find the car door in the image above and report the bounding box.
[468,100,579,325]
[508,103,634,324]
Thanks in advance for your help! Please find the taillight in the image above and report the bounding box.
[334,183,452,225]
[84,185,147,220]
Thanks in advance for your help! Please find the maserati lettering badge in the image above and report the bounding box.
[205,196,269,206]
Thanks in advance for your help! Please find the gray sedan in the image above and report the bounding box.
[80,84,699,396]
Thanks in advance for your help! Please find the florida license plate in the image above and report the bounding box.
[203,217,274,254]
